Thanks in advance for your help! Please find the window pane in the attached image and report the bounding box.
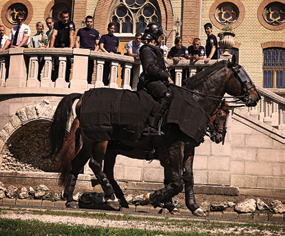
[112,17,120,33]
[152,16,157,23]
[117,7,127,17]
[143,7,154,17]
[136,0,145,5]
[136,17,146,33]
[126,0,135,6]
[122,16,132,33]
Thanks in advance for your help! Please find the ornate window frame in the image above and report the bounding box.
[257,0,284,31]
[109,0,161,34]
[1,0,33,29]
[44,0,72,22]
[209,0,245,29]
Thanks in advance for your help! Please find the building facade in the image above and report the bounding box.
[0,0,284,89]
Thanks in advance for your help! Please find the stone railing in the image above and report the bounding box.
[0,48,284,136]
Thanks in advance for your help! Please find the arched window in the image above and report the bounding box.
[263,48,285,88]
[110,0,160,34]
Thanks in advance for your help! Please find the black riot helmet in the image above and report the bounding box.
[141,23,164,42]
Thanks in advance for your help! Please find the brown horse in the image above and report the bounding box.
[50,60,260,214]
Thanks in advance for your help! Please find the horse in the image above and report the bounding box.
[58,101,230,215]
[49,59,260,215]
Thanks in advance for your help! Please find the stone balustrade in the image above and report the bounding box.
[0,47,284,136]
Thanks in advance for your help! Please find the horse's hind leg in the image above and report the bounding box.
[104,149,129,208]
[89,141,120,210]
[64,139,92,208]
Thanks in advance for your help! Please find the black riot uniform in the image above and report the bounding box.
[139,23,173,135]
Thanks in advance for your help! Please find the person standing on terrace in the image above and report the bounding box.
[0,25,10,50]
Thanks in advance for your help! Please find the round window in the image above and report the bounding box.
[263,2,284,25]
[215,3,239,24]
[6,3,28,25]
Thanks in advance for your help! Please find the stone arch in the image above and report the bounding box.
[0,100,72,171]
[93,0,174,35]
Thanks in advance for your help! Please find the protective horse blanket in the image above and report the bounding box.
[80,86,209,143]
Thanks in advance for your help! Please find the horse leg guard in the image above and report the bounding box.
[185,181,205,216]
[96,172,120,210]
[162,179,179,215]
[64,174,78,208]
[110,179,128,208]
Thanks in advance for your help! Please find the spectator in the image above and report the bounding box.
[31,22,48,81]
[159,35,168,58]
[168,37,188,82]
[187,38,205,61]
[50,11,75,82]
[126,32,143,59]
[75,15,100,84]
[99,22,119,86]
[204,22,218,64]
[45,16,54,45]
[0,25,10,50]
[9,13,31,48]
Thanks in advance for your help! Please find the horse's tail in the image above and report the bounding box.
[58,117,81,186]
[50,93,82,154]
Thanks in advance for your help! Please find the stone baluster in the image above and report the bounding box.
[6,48,27,87]
[278,104,285,136]
[70,48,89,89]
[131,63,140,90]
[122,63,132,90]
[109,61,119,88]
[175,67,183,86]
[0,57,6,87]
[258,96,264,121]
[263,97,272,125]
[271,101,279,127]
[27,56,40,87]
[249,105,258,119]
[55,56,68,88]
[41,56,53,87]
[189,67,197,77]
[94,59,105,88]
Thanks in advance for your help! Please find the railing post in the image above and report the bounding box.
[131,63,140,90]
[175,67,183,86]
[94,59,105,88]
[263,97,272,125]
[189,67,197,77]
[6,48,27,87]
[278,104,285,136]
[122,63,132,90]
[0,57,6,87]
[55,56,68,88]
[271,102,279,127]
[70,48,89,89]
[41,56,53,87]
[249,106,259,119]
[258,96,264,121]
[109,61,119,88]
[27,56,40,87]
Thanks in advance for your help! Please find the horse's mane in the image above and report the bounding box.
[185,60,228,89]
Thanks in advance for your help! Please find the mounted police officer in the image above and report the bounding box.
[139,23,173,136]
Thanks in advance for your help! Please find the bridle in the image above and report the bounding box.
[206,100,229,145]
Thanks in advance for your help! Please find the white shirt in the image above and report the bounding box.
[9,23,31,46]
[0,35,9,49]
[160,44,168,57]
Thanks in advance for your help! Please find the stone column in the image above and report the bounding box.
[94,59,105,88]
[55,56,68,88]
[263,97,272,125]
[109,61,119,88]
[189,67,197,77]
[27,56,40,87]
[258,96,264,121]
[131,63,140,90]
[0,57,6,87]
[175,67,183,86]
[271,102,279,127]
[122,63,132,90]
[70,48,89,89]
[278,104,285,136]
[6,48,27,87]
[41,56,53,87]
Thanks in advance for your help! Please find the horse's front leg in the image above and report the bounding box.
[143,141,184,206]
[89,141,120,210]
[183,146,206,216]
[103,149,129,208]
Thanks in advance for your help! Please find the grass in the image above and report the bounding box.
[0,207,284,235]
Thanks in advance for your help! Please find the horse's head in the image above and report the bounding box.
[209,101,229,144]
[226,57,260,107]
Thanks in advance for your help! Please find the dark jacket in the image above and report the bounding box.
[139,44,170,83]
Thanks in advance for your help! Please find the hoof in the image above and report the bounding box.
[193,208,206,217]
[66,201,78,209]
[107,198,121,211]
[140,193,151,205]
[170,208,180,215]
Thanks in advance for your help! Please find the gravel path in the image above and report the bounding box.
[0,210,283,235]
